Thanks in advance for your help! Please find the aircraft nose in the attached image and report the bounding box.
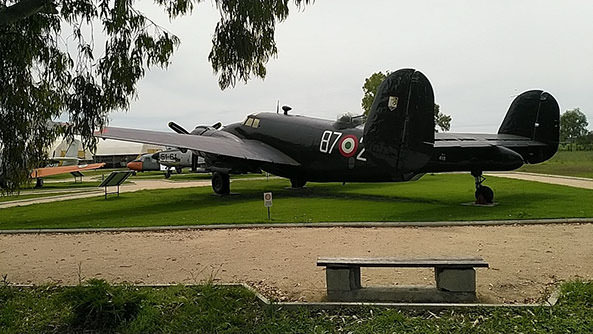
[127,161,143,171]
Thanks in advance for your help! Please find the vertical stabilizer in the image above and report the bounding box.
[363,69,434,176]
[60,139,82,166]
[498,90,559,163]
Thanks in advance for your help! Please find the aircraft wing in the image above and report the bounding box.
[95,127,300,166]
[31,163,106,178]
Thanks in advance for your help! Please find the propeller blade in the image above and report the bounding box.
[168,121,189,134]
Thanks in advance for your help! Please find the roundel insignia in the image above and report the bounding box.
[338,135,359,158]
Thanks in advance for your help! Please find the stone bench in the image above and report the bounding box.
[317,257,489,303]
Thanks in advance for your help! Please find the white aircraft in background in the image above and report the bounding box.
[127,148,206,178]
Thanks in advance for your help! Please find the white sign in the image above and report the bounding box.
[263,192,273,207]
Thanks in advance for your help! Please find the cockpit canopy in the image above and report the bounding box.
[334,113,364,130]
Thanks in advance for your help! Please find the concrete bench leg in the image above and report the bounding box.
[326,266,361,294]
[435,268,476,292]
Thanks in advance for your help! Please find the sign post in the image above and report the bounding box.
[263,192,273,221]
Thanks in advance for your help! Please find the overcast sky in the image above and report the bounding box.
[107,1,593,133]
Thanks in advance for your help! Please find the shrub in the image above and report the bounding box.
[62,279,144,331]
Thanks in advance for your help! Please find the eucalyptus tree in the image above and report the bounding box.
[0,0,312,192]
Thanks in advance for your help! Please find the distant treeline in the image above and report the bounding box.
[559,108,592,151]
[559,142,593,151]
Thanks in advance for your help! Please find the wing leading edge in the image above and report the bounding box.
[95,127,300,166]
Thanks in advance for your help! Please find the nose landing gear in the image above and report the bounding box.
[472,170,494,205]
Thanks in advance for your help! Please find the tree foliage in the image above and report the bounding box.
[361,71,451,132]
[433,103,451,132]
[361,71,388,118]
[560,108,589,143]
[0,0,312,192]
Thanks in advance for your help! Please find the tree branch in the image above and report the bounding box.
[0,0,55,26]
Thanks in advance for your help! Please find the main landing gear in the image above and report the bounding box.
[212,172,230,195]
[472,170,494,205]
[290,177,306,189]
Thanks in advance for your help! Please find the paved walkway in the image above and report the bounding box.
[486,172,593,190]
[0,179,210,209]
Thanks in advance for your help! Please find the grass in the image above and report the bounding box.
[21,181,101,190]
[0,171,260,203]
[1,174,593,230]
[1,280,592,333]
[0,192,73,203]
[518,150,593,178]
[0,182,101,202]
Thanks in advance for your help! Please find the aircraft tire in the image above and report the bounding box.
[165,170,171,179]
[290,177,306,188]
[475,185,494,204]
[212,172,230,195]
[176,167,182,174]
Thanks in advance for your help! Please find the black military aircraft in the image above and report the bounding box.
[95,68,559,203]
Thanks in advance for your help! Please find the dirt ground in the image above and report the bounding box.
[1,223,592,303]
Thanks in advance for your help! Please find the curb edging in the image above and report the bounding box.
[1,218,592,234]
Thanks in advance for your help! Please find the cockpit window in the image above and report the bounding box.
[243,116,260,128]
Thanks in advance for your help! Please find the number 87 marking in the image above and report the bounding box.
[319,130,341,153]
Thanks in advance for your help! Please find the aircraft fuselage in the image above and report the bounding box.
[212,112,526,183]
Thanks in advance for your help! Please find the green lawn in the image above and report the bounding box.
[0,182,101,202]
[1,280,592,333]
[518,150,593,178]
[0,192,76,203]
[1,174,592,230]
[22,181,102,189]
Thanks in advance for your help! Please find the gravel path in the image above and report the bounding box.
[2,224,592,303]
